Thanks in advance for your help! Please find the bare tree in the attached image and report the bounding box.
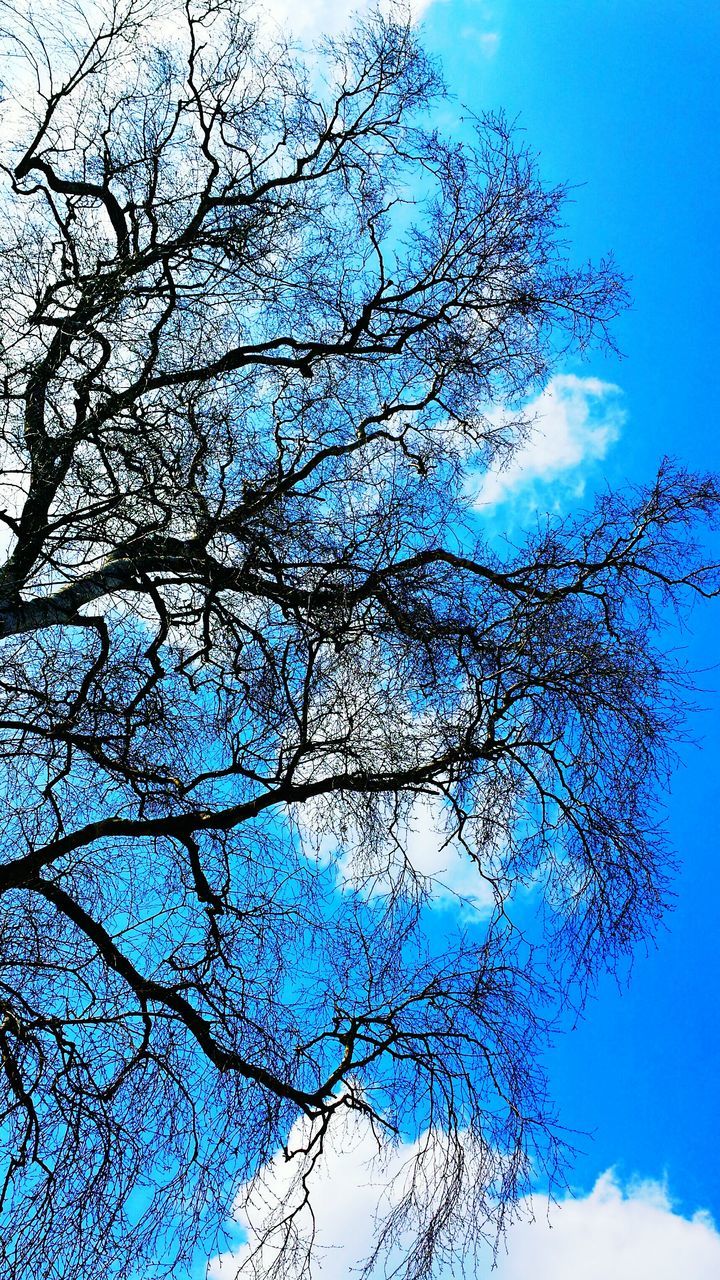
[0,2,715,1277]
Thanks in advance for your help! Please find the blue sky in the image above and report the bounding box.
[417,0,720,1225]
[209,1,720,1274]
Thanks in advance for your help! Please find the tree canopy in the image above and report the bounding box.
[0,2,716,1277]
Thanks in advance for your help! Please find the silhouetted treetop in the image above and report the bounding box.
[0,3,716,1278]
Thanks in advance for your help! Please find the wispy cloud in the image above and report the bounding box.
[478,29,501,56]
[473,374,625,515]
[460,27,501,57]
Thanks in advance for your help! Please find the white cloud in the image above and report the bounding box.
[474,374,625,512]
[210,1111,720,1280]
[294,794,496,915]
[497,1171,720,1280]
[376,795,497,913]
[210,1110,418,1280]
[249,0,435,41]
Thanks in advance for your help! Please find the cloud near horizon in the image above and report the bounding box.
[496,1171,720,1280]
[209,1109,720,1280]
